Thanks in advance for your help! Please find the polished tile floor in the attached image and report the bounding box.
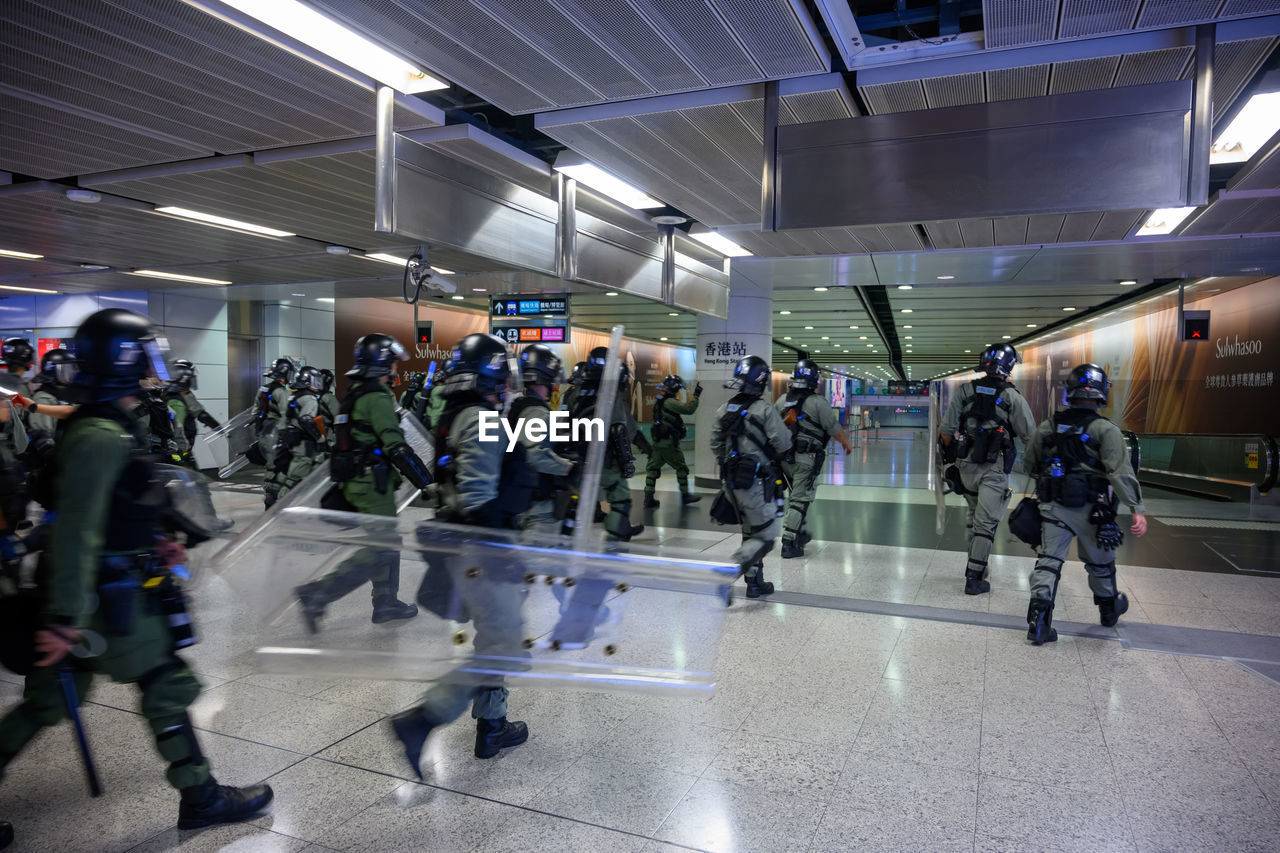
[4,453,1280,851]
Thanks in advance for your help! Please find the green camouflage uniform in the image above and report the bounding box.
[0,404,210,790]
[644,391,698,498]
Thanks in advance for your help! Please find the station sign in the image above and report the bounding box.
[490,296,569,317]
[491,325,569,344]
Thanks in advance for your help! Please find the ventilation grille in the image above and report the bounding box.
[1115,46,1194,86]
[1049,56,1121,94]
[1058,0,1141,39]
[983,0,1060,48]
[1137,0,1224,27]
[923,73,986,108]
[986,65,1053,101]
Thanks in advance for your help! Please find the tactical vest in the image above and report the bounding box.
[1035,408,1109,507]
[283,390,320,456]
[164,386,198,445]
[434,391,533,526]
[507,393,553,503]
[719,393,777,488]
[62,404,163,552]
[651,395,687,443]
[329,380,385,483]
[780,390,827,454]
[957,377,1016,464]
[254,380,282,427]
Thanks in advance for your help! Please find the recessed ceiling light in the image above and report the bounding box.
[431,266,455,275]
[605,291,619,296]
[1241,266,1262,272]
[858,336,867,340]
[126,269,230,285]
[964,349,971,353]
[848,325,858,329]
[78,263,110,270]
[900,309,912,313]
[326,245,351,255]
[783,336,791,340]
[804,325,814,330]
[1062,307,1076,312]
[779,310,791,315]
[1137,206,1196,236]
[904,336,913,339]
[897,285,912,290]
[821,336,829,340]
[659,337,668,341]
[688,230,752,257]
[0,249,44,259]
[155,206,294,237]
[1210,91,1280,164]
[472,287,487,292]
[291,292,306,296]
[315,297,335,303]
[813,286,828,292]
[1119,279,1137,285]
[451,295,464,300]
[1026,323,1038,328]
[65,189,102,204]
[936,275,954,280]
[0,284,58,294]
[364,252,408,265]
[903,325,912,329]
[669,312,679,316]
[813,349,821,353]
[555,154,664,210]
[866,344,873,347]
[1002,335,1012,339]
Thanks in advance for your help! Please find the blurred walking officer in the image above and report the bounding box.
[0,309,273,837]
[509,344,576,528]
[1022,364,1147,644]
[295,335,429,628]
[572,347,643,541]
[643,374,702,509]
[776,359,852,558]
[712,355,791,598]
[393,333,529,773]
[263,366,328,507]
[164,359,221,467]
[939,343,1035,594]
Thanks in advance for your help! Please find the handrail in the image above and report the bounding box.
[1134,432,1278,499]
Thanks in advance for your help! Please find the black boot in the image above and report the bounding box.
[1096,592,1130,628]
[780,539,803,559]
[745,567,775,599]
[177,778,274,830]
[797,531,812,548]
[643,492,660,508]
[390,707,437,779]
[475,717,529,759]
[0,821,12,851]
[295,582,327,634]
[372,597,418,624]
[681,492,701,505]
[964,570,991,596]
[1026,600,1057,646]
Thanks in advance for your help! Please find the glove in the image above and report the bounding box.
[198,412,221,429]
[621,459,635,479]
[694,382,703,397]
[633,431,653,456]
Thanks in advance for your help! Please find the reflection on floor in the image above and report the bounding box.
[4,439,1280,852]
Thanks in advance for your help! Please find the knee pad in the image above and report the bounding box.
[1085,561,1117,579]
[139,658,201,719]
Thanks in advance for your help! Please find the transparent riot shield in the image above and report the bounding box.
[570,325,623,548]
[0,375,30,454]
[205,406,260,479]
[215,506,734,696]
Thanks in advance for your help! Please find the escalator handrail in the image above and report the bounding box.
[1133,431,1279,494]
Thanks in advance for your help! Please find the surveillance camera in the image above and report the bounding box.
[423,271,457,295]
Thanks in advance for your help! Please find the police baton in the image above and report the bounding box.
[57,663,103,797]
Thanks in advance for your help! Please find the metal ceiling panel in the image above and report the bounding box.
[1058,0,1141,38]
[1183,194,1280,234]
[994,216,1030,246]
[923,72,986,108]
[1229,137,1280,190]
[1137,1,1225,27]
[985,65,1052,101]
[923,221,965,250]
[1220,1,1280,15]
[310,0,828,115]
[859,80,927,115]
[1049,56,1121,93]
[1210,37,1279,122]
[983,0,1061,48]
[959,219,996,247]
[1114,45,1193,86]
[1013,235,1280,280]
[1094,209,1146,239]
[872,247,1040,284]
[1026,214,1067,243]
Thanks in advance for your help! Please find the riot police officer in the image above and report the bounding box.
[263,366,328,508]
[253,357,294,470]
[164,360,221,466]
[392,333,529,772]
[0,338,36,545]
[711,355,792,598]
[317,368,338,450]
[1022,364,1147,644]
[509,344,575,528]
[939,343,1036,594]
[572,347,643,540]
[295,335,427,627]
[776,359,852,558]
[399,372,425,414]
[643,375,702,509]
[27,349,77,439]
[0,309,272,836]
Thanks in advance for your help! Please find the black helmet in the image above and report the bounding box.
[1065,363,1109,404]
[318,368,335,393]
[293,365,325,393]
[978,343,1018,378]
[36,348,77,386]
[726,354,770,397]
[586,346,608,377]
[170,358,198,390]
[347,333,407,379]
[266,357,295,383]
[2,337,35,371]
[792,359,819,391]
[568,361,588,387]
[69,309,169,403]
[659,374,685,395]
[451,333,511,395]
[519,343,563,386]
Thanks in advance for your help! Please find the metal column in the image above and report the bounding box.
[556,172,577,280]
[374,85,397,234]
[659,223,676,306]
[1187,24,1215,206]
[760,80,779,232]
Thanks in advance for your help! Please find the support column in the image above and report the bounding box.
[693,266,773,488]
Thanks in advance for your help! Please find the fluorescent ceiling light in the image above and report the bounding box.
[804,325,814,330]
[897,285,912,290]
[660,337,668,341]
[779,310,791,315]
[364,252,408,265]
[813,286,828,292]
[450,295,464,300]
[1026,323,1038,328]
[315,297,335,303]
[689,230,753,258]
[900,308,913,313]
[127,269,231,285]
[432,266,455,275]
[1137,207,1196,236]
[0,249,44,259]
[217,0,447,93]
[821,336,829,340]
[783,336,791,340]
[1062,307,1076,311]
[936,275,954,280]
[0,284,58,294]
[1002,335,1012,339]
[848,325,858,329]
[155,206,294,237]
[668,312,679,316]
[554,157,663,210]
[1210,91,1280,164]
[605,291,619,296]
[1119,280,1137,285]
[903,325,912,329]
[859,336,868,340]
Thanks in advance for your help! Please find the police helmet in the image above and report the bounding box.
[36,348,78,386]
[586,346,608,377]
[265,357,295,383]
[293,365,325,393]
[568,361,588,387]
[1065,363,1109,404]
[2,337,35,371]
[977,343,1018,378]
[318,368,335,393]
[69,309,170,403]
[519,343,564,386]
[347,333,407,379]
[451,333,512,395]
[170,358,198,390]
[659,374,685,395]
[792,359,820,391]
[726,354,771,397]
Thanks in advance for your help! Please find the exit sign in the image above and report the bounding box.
[1181,311,1209,341]
[415,322,433,345]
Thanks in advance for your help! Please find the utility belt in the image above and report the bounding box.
[794,434,825,455]
[331,449,393,492]
[721,454,784,514]
[958,426,1014,470]
[1036,468,1108,508]
[96,553,196,649]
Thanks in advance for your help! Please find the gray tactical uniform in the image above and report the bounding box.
[512,394,573,528]
[1023,406,1145,605]
[941,378,1036,584]
[776,391,842,549]
[711,395,792,579]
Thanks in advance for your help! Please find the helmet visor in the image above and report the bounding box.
[144,336,171,383]
[53,358,79,385]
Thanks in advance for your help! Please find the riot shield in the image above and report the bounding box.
[930,383,946,535]
[0,375,30,455]
[571,325,623,550]
[205,406,260,479]
[215,505,734,695]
